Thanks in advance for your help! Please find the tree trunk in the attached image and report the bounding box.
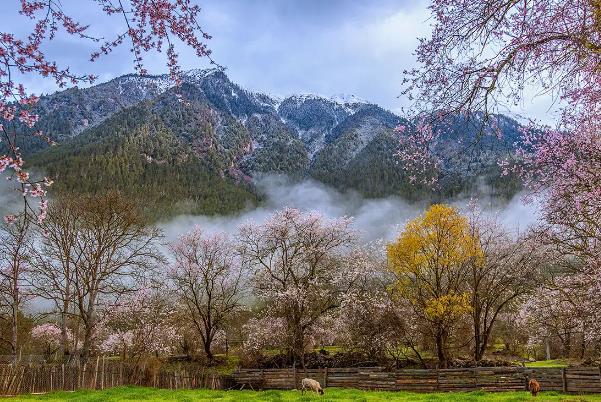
[475,342,484,362]
[60,288,71,359]
[288,313,305,369]
[291,325,305,369]
[474,327,489,362]
[80,304,96,363]
[81,326,93,363]
[580,323,586,359]
[203,337,214,362]
[436,327,449,369]
[11,301,18,362]
[60,311,70,359]
[563,332,572,358]
[473,311,482,362]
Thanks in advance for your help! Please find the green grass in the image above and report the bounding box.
[525,359,569,368]
[315,346,343,354]
[211,354,241,375]
[9,386,601,401]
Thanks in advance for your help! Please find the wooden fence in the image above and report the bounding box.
[1,363,601,396]
[231,366,601,393]
[0,359,223,396]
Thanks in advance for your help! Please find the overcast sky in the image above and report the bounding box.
[3,0,557,122]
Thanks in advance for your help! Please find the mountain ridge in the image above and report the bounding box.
[4,68,521,218]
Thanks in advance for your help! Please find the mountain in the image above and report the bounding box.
[3,69,521,218]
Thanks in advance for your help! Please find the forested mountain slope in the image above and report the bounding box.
[4,69,522,217]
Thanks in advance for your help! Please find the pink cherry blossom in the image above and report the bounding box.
[1,1,214,224]
[401,0,600,195]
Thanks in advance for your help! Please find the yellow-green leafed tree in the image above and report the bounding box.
[387,204,483,368]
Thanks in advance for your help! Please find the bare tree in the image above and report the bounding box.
[30,192,161,362]
[73,192,161,361]
[467,214,544,361]
[238,208,356,367]
[0,218,31,359]
[30,197,81,358]
[169,228,244,361]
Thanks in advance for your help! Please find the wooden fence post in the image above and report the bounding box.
[324,367,328,388]
[101,356,105,389]
[16,365,25,395]
[562,368,567,392]
[93,356,100,389]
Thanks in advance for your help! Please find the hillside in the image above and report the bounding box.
[4,69,522,218]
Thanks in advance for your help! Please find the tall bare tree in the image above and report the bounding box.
[30,197,81,358]
[467,214,544,361]
[73,192,161,361]
[0,218,31,359]
[30,192,161,362]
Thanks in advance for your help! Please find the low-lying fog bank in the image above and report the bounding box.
[159,175,541,242]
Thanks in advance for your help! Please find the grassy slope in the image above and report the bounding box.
[11,387,601,402]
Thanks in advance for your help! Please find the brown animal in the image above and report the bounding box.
[301,378,324,395]
[528,378,541,396]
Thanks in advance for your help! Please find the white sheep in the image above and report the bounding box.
[301,377,324,395]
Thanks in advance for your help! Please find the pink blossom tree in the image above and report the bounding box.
[509,128,601,360]
[402,1,601,191]
[241,317,287,357]
[0,0,213,223]
[518,277,601,360]
[512,127,601,273]
[97,289,180,360]
[237,208,360,367]
[336,289,400,360]
[31,323,72,358]
[169,227,244,362]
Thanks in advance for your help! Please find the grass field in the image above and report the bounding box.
[8,386,601,401]
[524,359,569,368]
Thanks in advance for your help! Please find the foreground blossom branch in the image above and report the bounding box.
[1,0,213,223]
[401,0,601,187]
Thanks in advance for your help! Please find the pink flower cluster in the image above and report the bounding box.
[2,1,213,224]
[401,0,601,196]
[31,323,70,348]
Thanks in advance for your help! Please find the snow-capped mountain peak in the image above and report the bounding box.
[330,94,368,105]
[183,68,224,81]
